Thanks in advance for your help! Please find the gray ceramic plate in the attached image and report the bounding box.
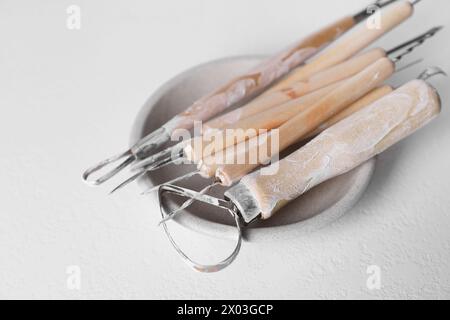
[130,56,375,241]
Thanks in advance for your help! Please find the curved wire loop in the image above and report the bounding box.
[158,181,220,225]
[82,127,169,186]
[82,149,135,186]
[418,66,447,81]
[158,184,242,273]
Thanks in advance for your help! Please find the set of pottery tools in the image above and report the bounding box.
[83,0,446,272]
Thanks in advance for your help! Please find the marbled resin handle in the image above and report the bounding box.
[238,80,441,219]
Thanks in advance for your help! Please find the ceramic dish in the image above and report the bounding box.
[130,56,376,241]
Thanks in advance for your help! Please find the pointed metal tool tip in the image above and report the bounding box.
[141,184,163,195]
[388,26,444,63]
[141,171,199,196]
[158,217,171,227]
[429,26,444,34]
[141,185,162,195]
[109,171,146,194]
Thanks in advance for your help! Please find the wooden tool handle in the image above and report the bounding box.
[204,48,386,132]
[237,80,441,219]
[186,81,341,164]
[163,17,356,134]
[305,85,393,139]
[211,57,394,186]
[269,1,413,92]
[191,50,386,164]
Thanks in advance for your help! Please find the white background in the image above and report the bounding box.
[1,0,450,299]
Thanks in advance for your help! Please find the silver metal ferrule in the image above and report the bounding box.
[131,127,171,159]
[224,183,261,225]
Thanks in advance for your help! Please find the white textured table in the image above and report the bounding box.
[1,0,449,299]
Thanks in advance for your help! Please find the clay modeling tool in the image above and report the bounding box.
[203,48,387,132]
[206,0,424,129]
[268,0,419,92]
[114,27,440,194]
[190,25,438,164]
[82,0,403,186]
[158,67,445,272]
[186,21,439,163]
